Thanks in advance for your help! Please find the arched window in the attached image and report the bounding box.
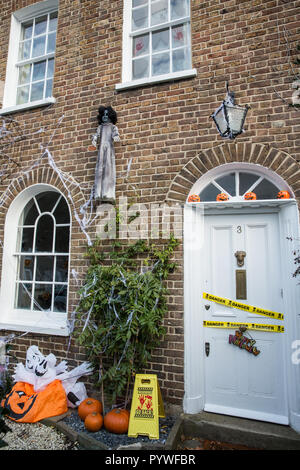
[187,164,293,203]
[0,185,71,336]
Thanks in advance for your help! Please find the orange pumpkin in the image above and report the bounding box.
[84,412,103,432]
[216,193,229,201]
[78,398,103,421]
[244,192,257,200]
[104,408,130,434]
[277,191,290,199]
[188,194,200,202]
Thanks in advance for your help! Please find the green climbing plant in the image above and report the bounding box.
[76,235,179,406]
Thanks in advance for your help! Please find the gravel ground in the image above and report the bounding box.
[0,417,79,451]
[63,411,176,449]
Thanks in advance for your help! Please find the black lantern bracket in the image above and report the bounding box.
[211,82,250,140]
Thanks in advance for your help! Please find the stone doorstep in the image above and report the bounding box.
[180,412,300,451]
[41,410,182,451]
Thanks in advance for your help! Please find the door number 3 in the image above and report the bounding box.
[237,225,242,233]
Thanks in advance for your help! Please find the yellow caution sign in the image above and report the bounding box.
[203,292,284,320]
[128,374,165,440]
[203,320,284,333]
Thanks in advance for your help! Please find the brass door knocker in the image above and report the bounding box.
[235,250,246,267]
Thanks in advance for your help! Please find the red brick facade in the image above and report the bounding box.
[0,0,299,409]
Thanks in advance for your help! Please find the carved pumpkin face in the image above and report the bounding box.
[216,193,229,201]
[277,191,290,199]
[244,192,257,200]
[2,388,38,421]
[188,194,200,202]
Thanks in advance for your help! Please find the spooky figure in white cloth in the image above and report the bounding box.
[91,105,120,203]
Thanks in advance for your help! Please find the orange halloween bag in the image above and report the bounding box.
[1,379,68,423]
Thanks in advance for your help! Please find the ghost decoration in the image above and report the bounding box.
[12,345,93,408]
[90,105,120,203]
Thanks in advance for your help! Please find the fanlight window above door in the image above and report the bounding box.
[198,171,286,202]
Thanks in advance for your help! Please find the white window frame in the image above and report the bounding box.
[116,0,197,91]
[0,0,58,116]
[0,184,70,336]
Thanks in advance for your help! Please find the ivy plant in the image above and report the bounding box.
[76,235,179,406]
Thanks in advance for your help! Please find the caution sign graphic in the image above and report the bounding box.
[203,292,284,320]
[128,374,165,440]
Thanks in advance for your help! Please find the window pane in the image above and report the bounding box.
[132,6,148,31]
[200,183,221,202]
[152,52,170,76]
[36,191,59,213]
[250,178,279,200]
[152,28,169,52]
[55,226,70,253]
[22,198,39,225]
[30,81,44,101]
[21,21,33,40]
[172,24,189,48]
[16,283,32,310]
[151,0,168,26]
[35,256,54,282]
[132,57,149,79]
[20,228,34,252]
[133,0,147,6]
[171,0,189,20]
[35,215,54,252]
[56,256,68,282]
[133,34,149,57]
[47,58,55,78]
[18,40,32,60]
[18,256,34,281]
[239,173,260,196]
[215,173,236,196]
[49,12,58,32]
[34,16,47,36]
[47,32,56,53]
[172,47,191,72]
[32,35,46,57]
[33,284,52,311]
[53,197,70,224]
[18,64,31,85]
[32,61,46,82]
[45,79,53,98]
[16,85,29,105]
[53,284,67,312]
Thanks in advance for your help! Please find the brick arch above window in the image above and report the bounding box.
[165,142,300,205]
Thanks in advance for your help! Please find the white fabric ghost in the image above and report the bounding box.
[13,345,93,408]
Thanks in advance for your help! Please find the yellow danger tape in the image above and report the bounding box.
[203,320,284,333]
[203,292,284,320]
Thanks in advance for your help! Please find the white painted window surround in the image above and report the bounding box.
[0,184,70,336]
[116,0,197,91]
[0,0,58,116]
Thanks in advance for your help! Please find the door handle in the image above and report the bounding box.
[205,342,210,357]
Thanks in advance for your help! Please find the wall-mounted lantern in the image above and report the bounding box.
[211,82,250,139]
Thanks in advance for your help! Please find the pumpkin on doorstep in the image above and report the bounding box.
[216,193,229,201]
[277,191,290,199]
[104,408,130,434]
[84,412,103,432]
[244,192,257,200]
[188,194,200,202]
[78,398,103,421]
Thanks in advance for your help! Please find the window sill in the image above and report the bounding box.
[0,319,69,337]
[115,68,197,91]
[0,97,56,115]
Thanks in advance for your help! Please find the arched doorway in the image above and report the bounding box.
[183,163,300,431]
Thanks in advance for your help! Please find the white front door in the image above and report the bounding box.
[203,211,288,424]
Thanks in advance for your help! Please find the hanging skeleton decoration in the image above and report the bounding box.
[91,105,120,203]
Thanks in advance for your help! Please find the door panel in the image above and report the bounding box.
[203,212,288,424]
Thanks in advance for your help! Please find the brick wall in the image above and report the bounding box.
[0,0,299,409]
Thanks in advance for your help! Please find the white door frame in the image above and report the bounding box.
[183,199,300,432]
